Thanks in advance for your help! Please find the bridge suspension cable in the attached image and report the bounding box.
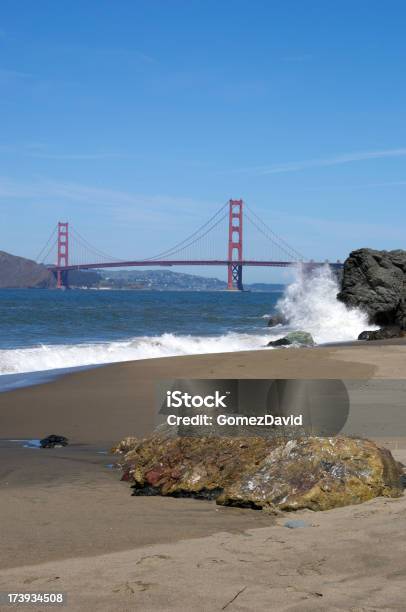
[36,225,58,264]
[144,202,229,261]
[245,204,305,262]
[69,227,123,264]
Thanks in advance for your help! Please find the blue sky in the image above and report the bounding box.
[1,0,406,282]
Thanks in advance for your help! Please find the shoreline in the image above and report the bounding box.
[0,364,104,393]
[2,335,406,395]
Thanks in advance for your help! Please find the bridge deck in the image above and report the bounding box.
[48,260,343,271]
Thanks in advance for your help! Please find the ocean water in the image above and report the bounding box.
[0,266,374,382]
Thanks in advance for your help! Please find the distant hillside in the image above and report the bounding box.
[67,269,102,287]
[0,251,56,288]
[98,269,285,292]
[99,269,226,290]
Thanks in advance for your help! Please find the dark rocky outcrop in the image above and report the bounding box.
[114,434,403,512]
[358,326,403,341]
[338,248,406,331]
[0,250,55,288]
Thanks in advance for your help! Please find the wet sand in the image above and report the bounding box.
[1,344,406,610]
[0,441,275,572]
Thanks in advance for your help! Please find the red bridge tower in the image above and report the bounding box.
[56,222,69,288]
[227,199,243,290]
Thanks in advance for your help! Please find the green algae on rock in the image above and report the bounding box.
[114,435,403,512]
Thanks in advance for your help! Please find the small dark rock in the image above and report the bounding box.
[358,326,402,341]
[267,337,292,347]
[358,331,374,341]
[267,331,314,347]
[267,313,287,327]
[284,519,309,529]
[40,434,69,448]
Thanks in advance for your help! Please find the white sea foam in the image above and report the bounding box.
[0,332,271,375]
[0,265,376,375]
[276,264,376,344]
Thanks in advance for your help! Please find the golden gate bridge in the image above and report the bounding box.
[36,199,342,290]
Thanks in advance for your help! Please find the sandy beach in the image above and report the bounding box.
[1,344,406,610]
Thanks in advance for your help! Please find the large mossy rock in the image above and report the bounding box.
[114,435,403,512]
[338,248,406,329]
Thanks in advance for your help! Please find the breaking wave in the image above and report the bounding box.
[0,332,271,375]
[276,264,376,344]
